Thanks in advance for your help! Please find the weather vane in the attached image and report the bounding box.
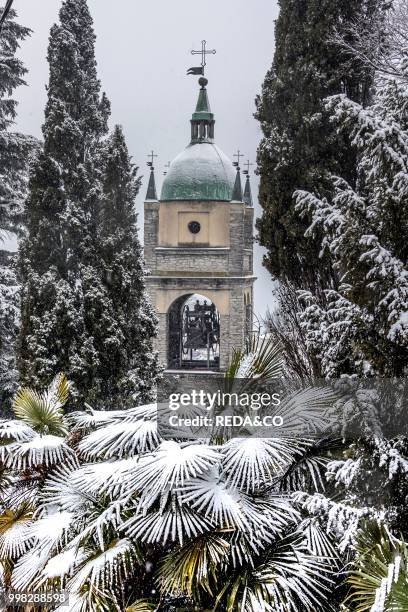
[187,40,216,77]
[233,149,245,168]
[147,150,158,168]
[243,160,254,175]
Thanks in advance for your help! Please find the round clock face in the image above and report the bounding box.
[188,220,201,234]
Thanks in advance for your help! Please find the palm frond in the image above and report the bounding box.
[56,460,139,501]
[11,547,51,590]
[11,510,75,590]
[159,532,229,598]
[126,601,157,612]
[0,505,34,559]
[0,420,36,443]
[45,373,70,411]
[131,442,221,509]
[67,539,139,598]
[299,518,340,563]
[77,419,160,460]
[216,533,334,612]
[180,471,250,531]
[12,374,69,436]
[5,435,77,470]
[41,465,98,514]
[221,438,300,492]
[278,438,342,492]
[68,404,157,431]
[123,503,214,546]
[226,334,285,384]
[344,520,408,612]
[276,385,338,438]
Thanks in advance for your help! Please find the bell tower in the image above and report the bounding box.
[144,76,255,372]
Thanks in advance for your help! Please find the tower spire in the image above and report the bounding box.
[243,173,253,206]
[146,167,157,200]
[231,167,243,202]
[243,161,254,207]
[231,150,244,202]
[190,77,215,143]
[145,151,158,200]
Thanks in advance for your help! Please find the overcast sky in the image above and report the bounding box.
[11,0,279,318]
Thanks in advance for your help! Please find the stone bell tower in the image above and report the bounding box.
[144,76,255,372]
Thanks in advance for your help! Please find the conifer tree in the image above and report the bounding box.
[18,0,145,407]
[97,125,159,405]
[0,5,34,403]
[255,0,382,290]
[19,0,158,407]
[295,12,408,377]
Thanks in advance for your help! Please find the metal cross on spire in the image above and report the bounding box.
[188,40,216,76]
[147,150,158,167]
[233,149,245,168]
[243,160,254,175]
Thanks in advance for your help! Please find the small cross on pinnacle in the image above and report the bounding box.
[147,150,158,168]
[233,149,245,169]
[244,160,254,175]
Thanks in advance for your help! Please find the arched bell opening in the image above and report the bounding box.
[167,293,220,370]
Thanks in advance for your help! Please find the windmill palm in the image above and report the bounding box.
[0,373,75,473]
[344,520,408,611]
[0,338,343,610]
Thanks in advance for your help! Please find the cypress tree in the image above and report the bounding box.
[97,125,159,405]
[255,0,382,290]
[0,5,34,404]
[18,0,159,407]
[18,0,113,405]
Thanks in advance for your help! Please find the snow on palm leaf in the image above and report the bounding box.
[68,403,157,431]
[222,438,292,491]
[0,340,341,609]
[123,503,215,547]
[180,472,300,546]
[41,547,87,581]
[4,435,77,470]
[0,420,36,443]
[0,374,74,472]
[40,464,100,514]
[345,520,408,612]
[248,533,334,612]
[11,510,74,590]
[66,539,139,600]
[227,333,285,382]
[77,419,160,460]
[179,469,251,531]
[0,505,34,560]
[129,441,221,508]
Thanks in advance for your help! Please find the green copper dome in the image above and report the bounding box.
[161,143,236,201]
[160,79,236,202]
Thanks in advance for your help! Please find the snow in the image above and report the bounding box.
[6,434,77,469]
[161,142,236,201]
[42,547,86,579]
[30,511,74,543]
